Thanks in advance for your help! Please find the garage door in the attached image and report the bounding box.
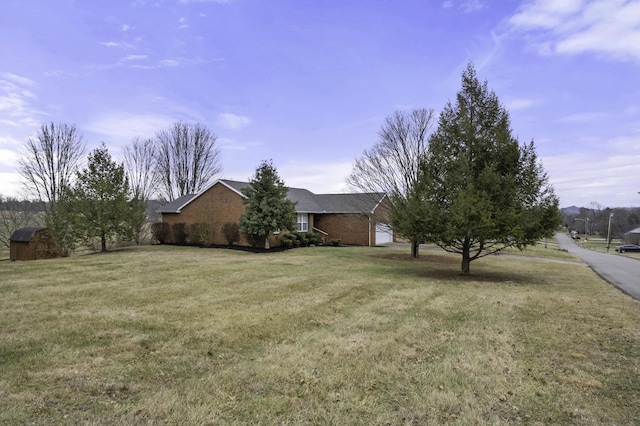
[375,223,393,245]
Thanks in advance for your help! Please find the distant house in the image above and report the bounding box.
[157,179,392,247]
[9,226,61,261]
[624,226,640,245]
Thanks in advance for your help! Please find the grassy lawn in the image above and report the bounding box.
[1,243,639,425]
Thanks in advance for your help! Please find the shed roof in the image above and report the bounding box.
[9,226,47,242]
[157,179,386,215]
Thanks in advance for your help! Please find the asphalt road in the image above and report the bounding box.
[555,232,640,300]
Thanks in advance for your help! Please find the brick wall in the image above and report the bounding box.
[160,184,392,247]
[162,183,250,246]
[314,213,373,246]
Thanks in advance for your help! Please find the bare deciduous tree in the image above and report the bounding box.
[124,137,158,202]
[124,137,158,243]
[154,121,222,202]
[0,195,45,251]
[347,108,436,257]
[18,122,85,210]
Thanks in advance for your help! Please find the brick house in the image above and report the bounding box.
[158,179,392,247]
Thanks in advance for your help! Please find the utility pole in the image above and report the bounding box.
[574,218,589,243]
[606,213,613,253]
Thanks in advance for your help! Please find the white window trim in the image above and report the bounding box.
[297,213,308,232]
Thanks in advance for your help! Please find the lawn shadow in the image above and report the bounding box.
[369,252,549,285]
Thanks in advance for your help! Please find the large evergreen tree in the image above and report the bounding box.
[71,144,135,252]
[422,64,561,275]
[239,160,296,249]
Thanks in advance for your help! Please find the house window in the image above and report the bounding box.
[297,213,308,232]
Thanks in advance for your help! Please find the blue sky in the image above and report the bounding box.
[1,0,639,208]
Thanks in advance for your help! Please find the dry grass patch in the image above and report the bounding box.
[1,244,639,425]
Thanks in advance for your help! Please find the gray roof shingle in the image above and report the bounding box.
[156,193,199,214]
[157,179,386,214]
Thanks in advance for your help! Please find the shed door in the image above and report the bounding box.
[375,223,393,245]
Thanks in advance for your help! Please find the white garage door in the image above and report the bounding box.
[375,223,393,245]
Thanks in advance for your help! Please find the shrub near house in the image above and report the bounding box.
[157,179,391,248]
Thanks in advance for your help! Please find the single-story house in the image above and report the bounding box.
[9,226,61,261]
[158,179,392,247]
[624,226,640,245]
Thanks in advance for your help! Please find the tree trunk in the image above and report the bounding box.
[101,234,107,252]
[461,249,470,275]
[264,235,270,250]
[411,240,419,258]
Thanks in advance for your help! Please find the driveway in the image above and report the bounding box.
[555,232,640,300]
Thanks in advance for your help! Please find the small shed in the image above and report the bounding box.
[9,226,61,261]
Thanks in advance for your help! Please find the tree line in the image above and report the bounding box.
[7,64,562,274]
[13,121,221,255]
[562,203,640,241]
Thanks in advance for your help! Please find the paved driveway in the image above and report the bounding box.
[556,233,640,300]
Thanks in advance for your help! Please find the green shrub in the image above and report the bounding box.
[172,223,186,244]
[151,222,170,244]
[222,222,240,245]
[293,231,322,246]
[278,232,322,248]
[190,222,213,246]
[279,233,297,248]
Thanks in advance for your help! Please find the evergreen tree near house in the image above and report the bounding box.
[239,160,296,249]
[421,63,561,275]
[70,143,141,252]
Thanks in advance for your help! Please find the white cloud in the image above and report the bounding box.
[178,0,232,4]
[0,74,43,197]
[122,54,148,61]
[0,73,42,129]
[279,160,353,194]
[98,41,135,49]
[219,137,247,151]
[215,113,251,130]
[84,112,174,145]
[542,132,640,207]
[460,0,484,14]
[509,0,640,63]
[440,0,485,13]
[129,59,183,69]
[505,97,543,111]
[555,111,608,123]
[1,73,37,88]
[0,171,22,198]
[0,147,19,168]
[159,59,179,67]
